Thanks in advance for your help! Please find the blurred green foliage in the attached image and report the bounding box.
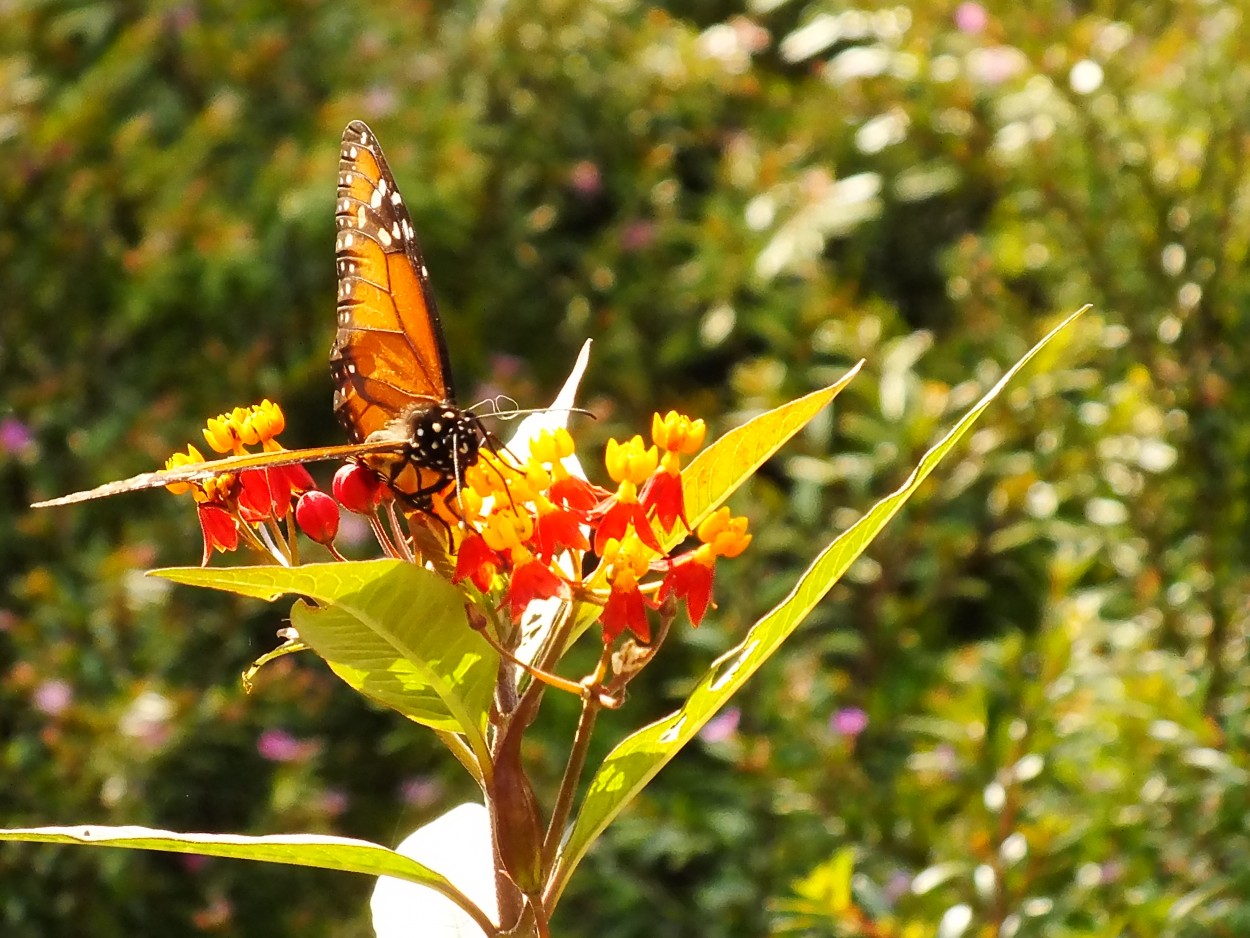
[3,0,1248,935]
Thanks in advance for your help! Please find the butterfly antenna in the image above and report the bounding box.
[468,395,596,423]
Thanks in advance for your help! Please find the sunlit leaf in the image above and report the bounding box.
[670,364,863,547]
[155,561,496,758]
[0,824,494,936]
[548,308,1087,902]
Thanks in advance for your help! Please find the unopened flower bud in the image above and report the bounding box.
[295,491,340,544]
[332,463,383,514]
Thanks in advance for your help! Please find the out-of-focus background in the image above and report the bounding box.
[4,2,1248,935]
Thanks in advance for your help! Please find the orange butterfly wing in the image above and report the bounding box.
[34,122,471,511]
[332,120,456,444]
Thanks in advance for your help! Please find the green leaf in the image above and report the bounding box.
[0,825,495,936]
[154,560,496,757]
[669,364,863,547]
[575,369,865,647]
[548,308,1087,903]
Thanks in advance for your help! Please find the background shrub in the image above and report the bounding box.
[3,1,1247,934]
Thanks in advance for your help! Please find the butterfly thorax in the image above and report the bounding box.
[360,402,483,508]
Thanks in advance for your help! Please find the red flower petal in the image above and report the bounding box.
[600,584,651,643]
[591,500,662,555]
[454,534,502,593]
[592,500,632,554]
[237,470,275,521]
[533,510,589,561]
[507,560,570,621]
[549,476,607,513]
[640,471,687,532]
[197,504,238,565]
[660,557,715,626]
[277,463,316,496]
[629,502,663,552]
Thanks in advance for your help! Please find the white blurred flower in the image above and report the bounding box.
[372,803,498,938]
[501,338,591,472]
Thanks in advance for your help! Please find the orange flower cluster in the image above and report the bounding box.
[165,404,752,643]
[451,412,751,643]
[164,402,317,563]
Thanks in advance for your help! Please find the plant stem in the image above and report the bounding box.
[263,519,292,565]
[473,624,586,698]
[236,522,274,558]
[368,512,401,559]
[284,505,300,566]
[540,652,607,874]
[385,500,415,562]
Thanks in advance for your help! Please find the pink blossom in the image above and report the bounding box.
[0,417,32,454]
[33,679,72,716]
[256,728,317,763]
[700,707,741,744]
[954,2,988,34]
[569,160,602,197]
[400,776,444,808]
[830,706,869,738]
[318,788,350,817]
[620,220,656,252]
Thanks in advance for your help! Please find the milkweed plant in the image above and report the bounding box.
[4,313,1086,937]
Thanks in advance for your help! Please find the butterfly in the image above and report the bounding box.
[34,120,484,512]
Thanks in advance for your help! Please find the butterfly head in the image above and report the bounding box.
[358,402,485,509]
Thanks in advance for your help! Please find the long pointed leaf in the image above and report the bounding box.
[549,308,1087,903]
[154,561,496,762]
[0,825,496,936]
[670,364,863,546]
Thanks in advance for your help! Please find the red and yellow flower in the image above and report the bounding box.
[169,401,750,650]
[164,403,318,564]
